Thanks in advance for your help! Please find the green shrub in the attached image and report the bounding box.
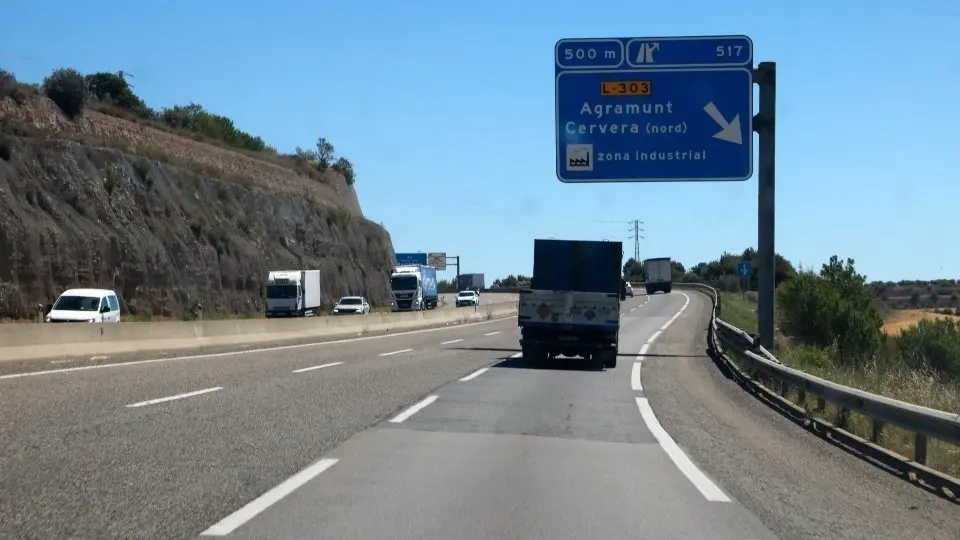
[777,256,883,362]
[332,156,356,185]
[85,71,153,118]
[898,318,960,378]
[42,68,88,119]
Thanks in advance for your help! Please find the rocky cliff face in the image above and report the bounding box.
[0,95,396,320]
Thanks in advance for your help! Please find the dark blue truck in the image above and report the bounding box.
[517,239,627,369]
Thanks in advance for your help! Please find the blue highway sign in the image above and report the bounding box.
[737,261,752,278]
[395,252,427,265]
[555,35,754,183]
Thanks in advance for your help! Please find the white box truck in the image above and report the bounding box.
[643,257,673,294]
[265,270,322,317]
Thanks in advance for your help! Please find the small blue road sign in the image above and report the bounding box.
[698,262,707,272]
[395,253,427,265]
[555,35,754,183]
[737,261,752,278]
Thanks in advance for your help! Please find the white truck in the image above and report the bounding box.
[264,270,322,318]
[643,257,673,294]
[390,264,439,311]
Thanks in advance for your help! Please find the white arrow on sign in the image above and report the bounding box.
[703,102,743,145]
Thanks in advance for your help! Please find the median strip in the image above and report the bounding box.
[125,386,223,408]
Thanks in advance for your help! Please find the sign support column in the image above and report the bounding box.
[754,62,777,349]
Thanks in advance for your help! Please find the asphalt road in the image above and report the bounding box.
[0,291,956,539]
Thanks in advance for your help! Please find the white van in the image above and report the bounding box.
[45,288,121,323]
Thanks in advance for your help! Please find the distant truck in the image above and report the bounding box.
[265,270,322,318]
[390,264,439,311]
[457,273,485,292]
[643,257,673,294]
[518,239,626,369]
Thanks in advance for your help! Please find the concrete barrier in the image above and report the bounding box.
[0,301,519,362]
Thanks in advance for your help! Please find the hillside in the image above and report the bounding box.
[0,69,396,320]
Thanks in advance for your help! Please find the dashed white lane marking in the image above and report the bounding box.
[0,315,516,381]
[636,397,730,502]
[630,307,637,312]
[199,458,340,536]
[483,331,502,336]
[126,386,223,408]
[379,348,413,357]
[292,362,343,373]
[459,367,489,381]
[389,395,438,423]
[441,339,463,345]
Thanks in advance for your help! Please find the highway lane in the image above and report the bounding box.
[0,295,622,540]
[199,292,778,539]
[642,291,960,540]
[5,289,954,539]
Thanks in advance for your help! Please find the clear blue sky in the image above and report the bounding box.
[4,0,958,283]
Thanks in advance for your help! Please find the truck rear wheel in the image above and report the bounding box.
[599,350,617,369]
[522,345,547,366]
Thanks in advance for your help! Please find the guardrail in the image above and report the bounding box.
[676,282,960,500]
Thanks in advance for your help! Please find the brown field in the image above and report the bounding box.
[881,309,960,335]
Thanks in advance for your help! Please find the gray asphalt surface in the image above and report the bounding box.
[1,291,956,539]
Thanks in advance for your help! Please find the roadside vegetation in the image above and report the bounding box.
[639,250,960,476]
[0,67,356,185]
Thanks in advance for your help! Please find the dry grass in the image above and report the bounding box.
[718,292,960,479]
[881,309,960,336]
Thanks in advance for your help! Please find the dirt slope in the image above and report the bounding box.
[0,94,396,320]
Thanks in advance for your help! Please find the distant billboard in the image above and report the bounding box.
[395,252,427,266]
[427,252,447,271]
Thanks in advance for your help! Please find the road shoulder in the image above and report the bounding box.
[643,291,960,540]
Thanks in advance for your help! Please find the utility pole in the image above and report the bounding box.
[626,219,644,260]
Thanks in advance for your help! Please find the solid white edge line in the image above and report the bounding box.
[635,397,731,503]
[126,386,223,408]
[199,458,340,536]
[647,330,662,344]
[459,367,489,382]
[0,314,518,380]
[483,331,502,336]
[441,339,463,345]
[291,362,343,374]
[389,395,438,423]
[379,348,413,357]
[631,362,643,391]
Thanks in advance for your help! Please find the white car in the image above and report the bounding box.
[333,296,370,315]
[625,282,634,297]
[45,288,121,323]
[455,290,479,307]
